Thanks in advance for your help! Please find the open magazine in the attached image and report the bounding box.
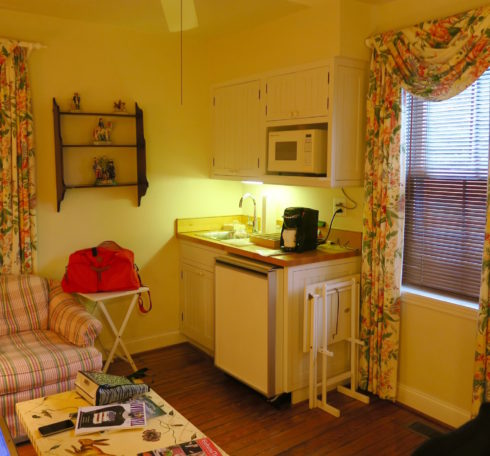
[75,401,146,435]
[137,437,223,456]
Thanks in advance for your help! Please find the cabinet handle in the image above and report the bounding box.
[304,293,314,352]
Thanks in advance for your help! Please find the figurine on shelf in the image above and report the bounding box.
[93,156,116,185]
[71,92,81,111]
[113,99,126,113]
[93,118,113,144]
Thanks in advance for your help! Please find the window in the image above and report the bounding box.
[402,68,490,301]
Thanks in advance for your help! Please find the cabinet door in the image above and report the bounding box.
[266,66,329,122]
[329,58,367,186]
[212,80,262,176]
[181,262,215,352]
[284,258,361,396]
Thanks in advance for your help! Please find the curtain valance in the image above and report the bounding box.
[366,6,490,100]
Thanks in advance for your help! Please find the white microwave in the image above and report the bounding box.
[267,129,327,175]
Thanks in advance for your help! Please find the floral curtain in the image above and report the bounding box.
[0,41,37,274]
[360,6,490,401]
[475,198,490,414]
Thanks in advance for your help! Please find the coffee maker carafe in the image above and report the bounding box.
[280,207,319,252]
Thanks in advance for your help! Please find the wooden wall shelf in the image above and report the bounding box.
[53,98,149,211]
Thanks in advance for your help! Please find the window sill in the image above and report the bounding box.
[401,286,479,320]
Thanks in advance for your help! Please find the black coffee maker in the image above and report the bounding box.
[280,207,319,252]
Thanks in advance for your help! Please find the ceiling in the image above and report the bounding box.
[0,0,395,36]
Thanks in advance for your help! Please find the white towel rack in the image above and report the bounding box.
[303,274,369,416]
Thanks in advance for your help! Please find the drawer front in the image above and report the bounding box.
[180,241,222,271]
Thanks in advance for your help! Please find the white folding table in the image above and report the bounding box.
[78,286,149,373]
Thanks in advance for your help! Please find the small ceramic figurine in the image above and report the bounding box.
[93,156,116,185]
[93,157,103,181]
[93,118,113,144]
[113,99,126,113]
[71,92,81,111]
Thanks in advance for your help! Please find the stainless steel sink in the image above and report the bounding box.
[197,230,250,241]
[220,238,253,246]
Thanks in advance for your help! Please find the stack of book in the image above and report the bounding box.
[75,371,150,406]
[75,401,147,435]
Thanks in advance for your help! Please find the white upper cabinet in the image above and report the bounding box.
[265,65,329,123]
[328,57,367,187]
[210,57,367,187]
[212,79,263,177]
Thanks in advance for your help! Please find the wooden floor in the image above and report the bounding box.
[18,343,448,455]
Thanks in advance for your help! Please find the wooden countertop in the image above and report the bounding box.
[176,231,360,267]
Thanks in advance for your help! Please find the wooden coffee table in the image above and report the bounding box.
[16,389,225,455]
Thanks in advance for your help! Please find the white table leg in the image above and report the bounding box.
[97,294,139,373]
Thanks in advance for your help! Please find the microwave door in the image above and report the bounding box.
[270,139,303,172]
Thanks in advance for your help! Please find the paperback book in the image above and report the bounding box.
[137,437,223,456]
[75,401,146,435]
[75,371,150,405]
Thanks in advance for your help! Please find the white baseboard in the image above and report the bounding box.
[397,383,471,428]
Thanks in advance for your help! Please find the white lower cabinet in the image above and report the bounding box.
[181,263,215,352]
[283,257,361,403]
[179,240,361,401]
[179,241,222,353]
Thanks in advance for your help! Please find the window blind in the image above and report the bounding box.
[402,68,490,300]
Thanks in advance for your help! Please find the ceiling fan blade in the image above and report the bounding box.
[160,0,198,32]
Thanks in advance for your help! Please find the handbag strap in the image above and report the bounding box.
[98,240,124,251]
[138,292,152,313]
[136,265,152,313]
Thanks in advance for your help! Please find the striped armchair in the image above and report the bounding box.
[0,275,103,441]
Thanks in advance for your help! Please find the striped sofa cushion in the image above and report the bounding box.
[3,377,78,440]
[0,275,49,336]
[0,330,102,396]
[48,279,102,347]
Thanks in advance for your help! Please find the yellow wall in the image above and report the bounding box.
[399,294,477,426]
[1,0,488,426]
[206,0,341,82]
[0,9,245,352]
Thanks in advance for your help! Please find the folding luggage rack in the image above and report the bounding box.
[303,274,369,416]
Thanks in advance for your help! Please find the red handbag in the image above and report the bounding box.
[61,241,140,293]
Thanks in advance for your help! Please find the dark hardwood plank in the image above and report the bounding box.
[17,342,448,455]
[108,343,446,455]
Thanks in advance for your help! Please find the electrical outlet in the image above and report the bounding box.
[333,197,346,217]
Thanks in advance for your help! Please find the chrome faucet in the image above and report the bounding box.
[239,193,258,233]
